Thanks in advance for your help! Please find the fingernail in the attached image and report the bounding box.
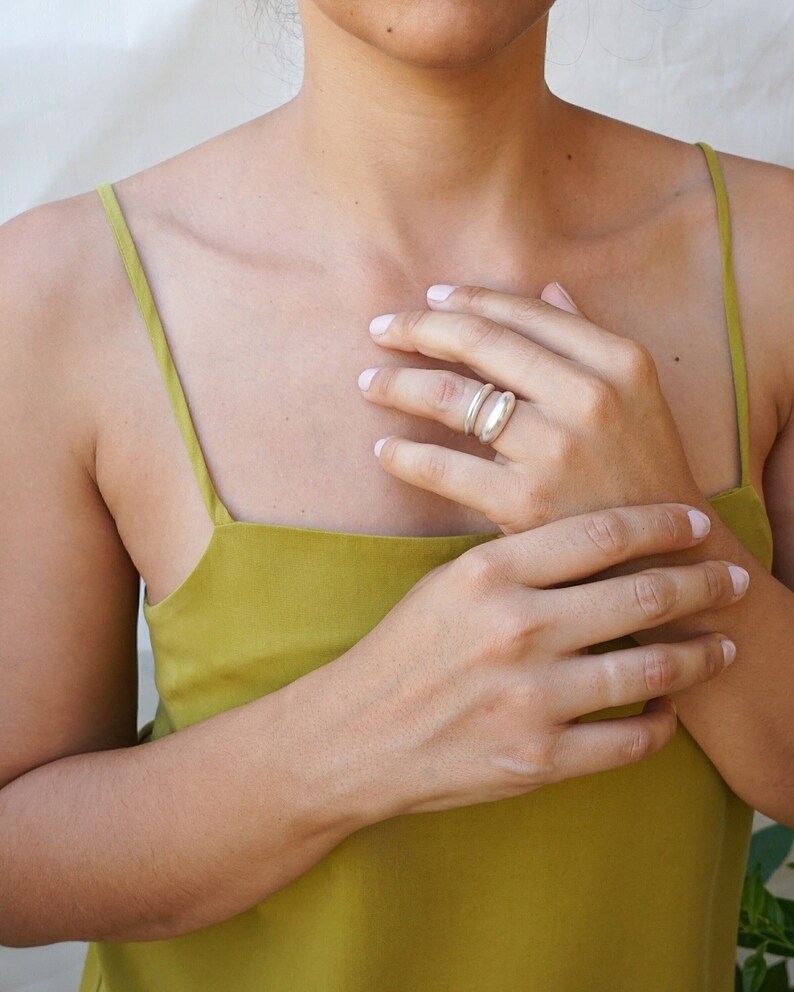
[427,284,458,302]
[666,696,677,715]
[728,565,750,596]
[554,281,577,309]
[358,367,380,391]
[374,436,393,457]
[721,639,737,666]
[370,314,395,335]
[687,509,711,539]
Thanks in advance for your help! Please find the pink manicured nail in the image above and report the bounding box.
[370,314,395,335]
[554,282,577,308]
[374,436,393,457]
[687,509,711,539]
[427,284,458,302]
[728,565,750,596]
[721,639,737,666]
[358,368,380,391]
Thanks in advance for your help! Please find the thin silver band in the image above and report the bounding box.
[477,390,517,445]
[463,382,495,436]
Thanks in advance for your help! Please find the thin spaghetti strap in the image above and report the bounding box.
[95,182,234,527]
[693,141,751,488]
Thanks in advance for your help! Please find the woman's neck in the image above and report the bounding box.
[278,3,586,275]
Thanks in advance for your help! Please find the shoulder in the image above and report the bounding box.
[0,189,123,477]
[712,148,794,432]
[583,109,794,463]
[0,188,125,346]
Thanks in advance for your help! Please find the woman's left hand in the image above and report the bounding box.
[358,283,703,535]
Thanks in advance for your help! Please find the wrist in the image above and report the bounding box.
[275,656,404,838]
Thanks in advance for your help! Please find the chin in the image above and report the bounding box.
[306,0,555,69]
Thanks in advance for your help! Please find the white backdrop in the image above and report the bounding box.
[1,1,792,990]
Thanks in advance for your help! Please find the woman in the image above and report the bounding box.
[1,2,792,989]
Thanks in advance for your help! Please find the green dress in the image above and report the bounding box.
[80,141,772,992]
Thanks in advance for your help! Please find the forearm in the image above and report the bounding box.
[619,494,794,825]
[0,678,374,947]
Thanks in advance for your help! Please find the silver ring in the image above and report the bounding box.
[477,390,517,445]
[463,381,495,436]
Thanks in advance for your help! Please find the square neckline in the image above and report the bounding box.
[94,141,769,613]
[141,480,768,616]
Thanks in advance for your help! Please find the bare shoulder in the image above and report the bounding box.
[709,149,794,429]
[0,187,119,310]
[0,189,126,472]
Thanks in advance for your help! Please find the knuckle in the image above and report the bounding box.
[509,295,548,325]
[427,371,467,411]
[597,655,623,708]
[641,647,674,695]
[462,316,504,350]
[402,308,431,337]
[458,285,490,308]
[654,507,682,543]
[702,562,729,601]
[530,735,559,780]
[702,638,723,679]
[578,378,619,420]
[500,734,559,784]
[632,571,676,620]
[376,365,401,399]
[416,445,449,486]
[455,546,505,597]
[584,510,632,557]
[615,340,658,384]
[624,727,653,764]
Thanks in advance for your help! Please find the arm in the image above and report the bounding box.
[631,489,794,827]
[613,157,794,826]
[0,203,370,946]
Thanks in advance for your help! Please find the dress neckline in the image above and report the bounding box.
[143,480,766,617]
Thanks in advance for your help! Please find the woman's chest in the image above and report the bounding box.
[96,217,768,603]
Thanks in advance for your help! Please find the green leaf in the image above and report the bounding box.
[739,893,794,957]
[748,826,794,883]
[764,892,788,937]
[775,898,794,953]
[742,945,769,992]
[757,960,790,992]
[746,869,769,927]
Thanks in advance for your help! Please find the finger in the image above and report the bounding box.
[368,308,585,406]
[359,365,539,460]
[542,559,749,655]
[549,633,734,724]
[374,435,512,524]
[424,284,630,373]
[548,696,678,781]
[473,503,714,588]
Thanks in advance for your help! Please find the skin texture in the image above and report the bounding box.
[1,0,793,943]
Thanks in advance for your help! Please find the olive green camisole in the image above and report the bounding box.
[80,141,773,992]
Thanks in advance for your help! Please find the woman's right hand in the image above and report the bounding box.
[290,503,747,824]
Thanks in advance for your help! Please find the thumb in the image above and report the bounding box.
[541,281,580,315]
